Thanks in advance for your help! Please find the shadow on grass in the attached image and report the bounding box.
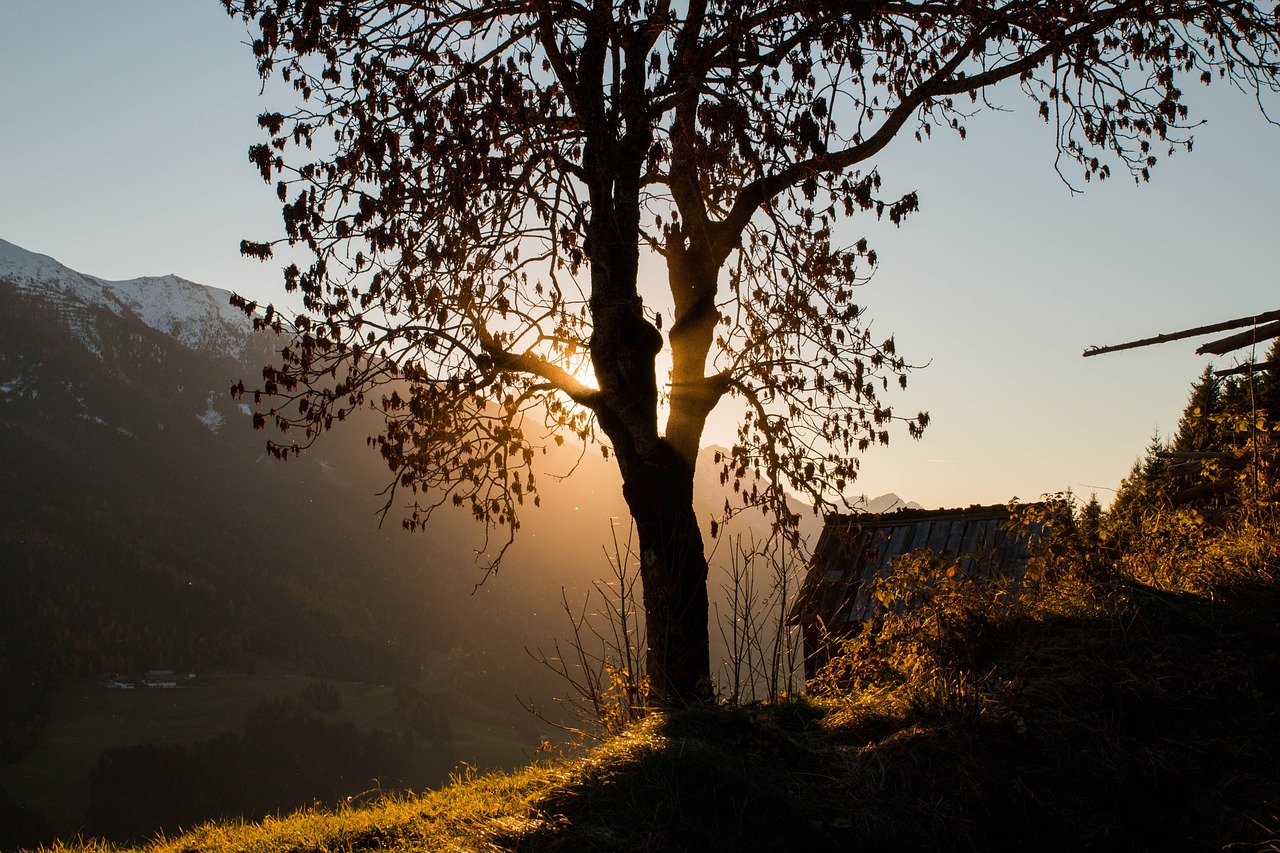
[497,700,844,852]
[497,575,1280,852]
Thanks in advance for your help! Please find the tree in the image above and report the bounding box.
[1224,337,1280,429]
[1076,492,1102,552]
[1112,429,1171,505]
[1172,364,1222,454]
[1259,338,1280,421]
[222,0,1280,705]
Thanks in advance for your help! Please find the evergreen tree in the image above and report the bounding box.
[1077,494,1103,550]
[1171,366,1222,454]
[1075,492,1107,576]
[1108,431,1172,530]
[1254,338,1280,424]
[1220,376,1253,438]
[1139,431,1172,487]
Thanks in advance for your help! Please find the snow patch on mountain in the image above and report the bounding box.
[197,392,225,432]
[0,238,251,359]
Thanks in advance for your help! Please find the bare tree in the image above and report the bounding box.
[716,532,805,705]
[530,523,648,736]
[221,0,1279,705]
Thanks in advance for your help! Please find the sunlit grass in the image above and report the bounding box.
[34,762,560,853]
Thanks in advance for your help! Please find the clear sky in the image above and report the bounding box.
[2,2,1276,510]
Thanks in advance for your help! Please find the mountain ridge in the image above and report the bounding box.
[0,238,250,360]
[0,238,921,523]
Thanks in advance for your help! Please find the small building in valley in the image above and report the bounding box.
[793,503,1047,680]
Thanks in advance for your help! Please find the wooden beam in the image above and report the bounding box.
[1172,477,1234,505]
[1156,451,1246,471]
[1214,359,1280,378]
[1082,309,1280,357]
[1155,451,1237,459]
[1197,321,1280,355]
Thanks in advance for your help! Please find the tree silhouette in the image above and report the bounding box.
[1172,365,1223,454]
[1259,339,1280,421]
[222,0,1280,704]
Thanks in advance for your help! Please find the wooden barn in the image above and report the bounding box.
[793,503,1048,680]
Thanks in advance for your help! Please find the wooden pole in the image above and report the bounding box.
[1214,359,1280,378]
[1172,477,1234,505]
[1155,451,1237,459]
[1155,451,1246,468]
[1082,309,1280,357]
[1196,321,1280,355]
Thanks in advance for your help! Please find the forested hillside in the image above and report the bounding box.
[0,279,435,754]
[1107,342,1280,546]
[0,268,628,846]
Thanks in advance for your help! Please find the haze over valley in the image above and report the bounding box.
[0,238,920,846]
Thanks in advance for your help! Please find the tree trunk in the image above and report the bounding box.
[619,446,712,706]
[574,35,713,704]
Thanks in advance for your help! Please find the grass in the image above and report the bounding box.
[19,525,1280,852]
[31,764,558,853]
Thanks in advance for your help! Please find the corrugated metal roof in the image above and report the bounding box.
[794,504,1045,627]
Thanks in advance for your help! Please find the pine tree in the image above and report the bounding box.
[1171,365,1222,454]
[1109,431,1172,529]
[1077,494,1103,549]
[1139,431,1172,486]
[1256,338,1280,424]
[1076,492,1106,576]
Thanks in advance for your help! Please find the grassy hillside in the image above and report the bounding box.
[27,502,1280,852]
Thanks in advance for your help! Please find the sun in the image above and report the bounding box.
[566,352,598,390]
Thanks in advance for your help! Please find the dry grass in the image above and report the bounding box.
[33,764,559,853]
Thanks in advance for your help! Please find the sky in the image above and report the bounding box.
[1,2,1277,511]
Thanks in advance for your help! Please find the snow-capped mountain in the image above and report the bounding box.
[692,446,922,546]
[859,492,925,514]
[0,238,251,359]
